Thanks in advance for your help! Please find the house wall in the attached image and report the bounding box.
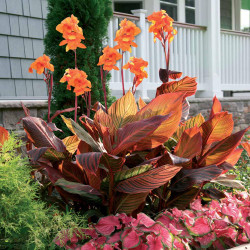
[0,0,48,100]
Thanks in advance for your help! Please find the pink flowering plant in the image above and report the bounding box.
[54,191,250,249]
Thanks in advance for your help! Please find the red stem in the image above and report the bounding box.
[121,51,125,96]
[74,50,78,122]
[74,95,77,122]
[100,66,108,113]
[47,73,53,122]
[166,40,170,82]
[87,92,91,117]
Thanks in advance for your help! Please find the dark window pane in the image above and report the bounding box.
[186,8,195,24]
[160,4,177,20]
[114,2,142,14]
[220,0,232,29]
[161,0,177,4]
[185,0,195,7]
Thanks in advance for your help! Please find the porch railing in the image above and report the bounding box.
[108,11,250,99]
[220,29,250,91]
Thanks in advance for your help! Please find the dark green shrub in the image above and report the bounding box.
[44,0,115,136]
[0,135,86,249]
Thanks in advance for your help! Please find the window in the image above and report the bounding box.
[185,0,195,24]
[160,0,178,20]
[114,2,143,14]
[220,0,232,29]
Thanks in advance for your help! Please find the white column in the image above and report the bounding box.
[178,0,186,23]
[234,0,241,31]
[131,9,150,101]
[144,0,160,15]
[195,0,223,98]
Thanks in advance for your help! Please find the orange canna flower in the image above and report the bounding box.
[56,15,86,52]
[28,54,54,74]
[59,31,86,52]
[148,10,177,43]
[56,14,80,34]
[114,19,141,52]
[97,46,122,71]
[60,68,91,96]
[123,57,148,87]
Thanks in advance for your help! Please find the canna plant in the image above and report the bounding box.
[21,11,249,219]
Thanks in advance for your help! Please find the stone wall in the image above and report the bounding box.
[1,97,249,134]
[0,100,47,134]
[189,97,250,132]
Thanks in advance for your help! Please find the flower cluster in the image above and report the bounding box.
[55,191,250,249]
[123,57,148,87]
[60,68,91,96]
[148,10,177,43]
[56,14,86,52]
[114,18,141,52]
[28,54,54,74]
[97,46,122,71]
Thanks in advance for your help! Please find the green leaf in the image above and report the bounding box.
[61,115,102,152]
[114,164,152,183]
[55,178,102,203]
[115,165,182,194]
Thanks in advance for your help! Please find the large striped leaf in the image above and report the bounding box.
[62,135,80,154]
[115,165,182,194]
[136,92,184,120]
[134,105,182,151]
[76,152,125,175]
[173,113,205,141]
[242,142,250,156]
[200,112,234,148]
[76,152,103,174]
[169,70,183,80]
[101,153,125,173]
[211,174,245,189]
[198,127,249,166]
[29,147,68,162]
[108,91,137,130]
[115,192,149,214]
[209,96,222,119]
[166,187,200,209]
[114,164,152,183]
[156,76,197,98]
[222,148,243,166]
[61,115,102,152]
[23,116,66,152]
[111,115,171,155]
[55,178,102,203]
[138,97,147,110]
[174,126,202,159]
[58,160,87,184]
[94,109,114,135]
[181,98,190,122]
[170,165,223,192]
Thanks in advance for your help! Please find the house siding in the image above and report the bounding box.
[0,0,48,100]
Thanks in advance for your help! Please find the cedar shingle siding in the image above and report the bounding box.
[0,0,47,99]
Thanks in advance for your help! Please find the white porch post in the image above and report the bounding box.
[178,0,185,23]
[195,0,223,97]
[131,9,150,101]
[144,0,160,15]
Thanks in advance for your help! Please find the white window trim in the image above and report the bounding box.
[160,0,196,24]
